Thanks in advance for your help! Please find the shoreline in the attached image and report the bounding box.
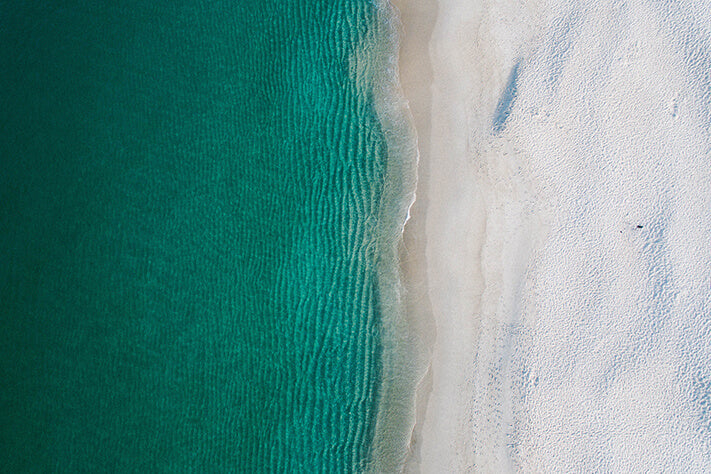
[366,0,438,470]
[389,0,438,469]
[392,0,541,470]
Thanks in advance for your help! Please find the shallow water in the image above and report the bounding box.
[0,1,413,470]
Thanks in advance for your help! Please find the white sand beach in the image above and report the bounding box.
[395,0,711,471]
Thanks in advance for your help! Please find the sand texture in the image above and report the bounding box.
[397,0,711,470]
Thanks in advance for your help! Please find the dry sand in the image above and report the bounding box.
[393,0,711,470]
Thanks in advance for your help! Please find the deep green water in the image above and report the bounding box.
[1,1,405,471]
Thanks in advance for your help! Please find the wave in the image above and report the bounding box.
[350,1,429,471]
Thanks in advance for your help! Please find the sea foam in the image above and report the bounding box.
[360,1,430,471]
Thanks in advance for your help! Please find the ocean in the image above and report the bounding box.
[0,0,415,471]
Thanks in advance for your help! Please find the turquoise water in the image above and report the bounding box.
[1,0,411,471]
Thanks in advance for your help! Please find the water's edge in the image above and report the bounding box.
[368,0,438,471]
